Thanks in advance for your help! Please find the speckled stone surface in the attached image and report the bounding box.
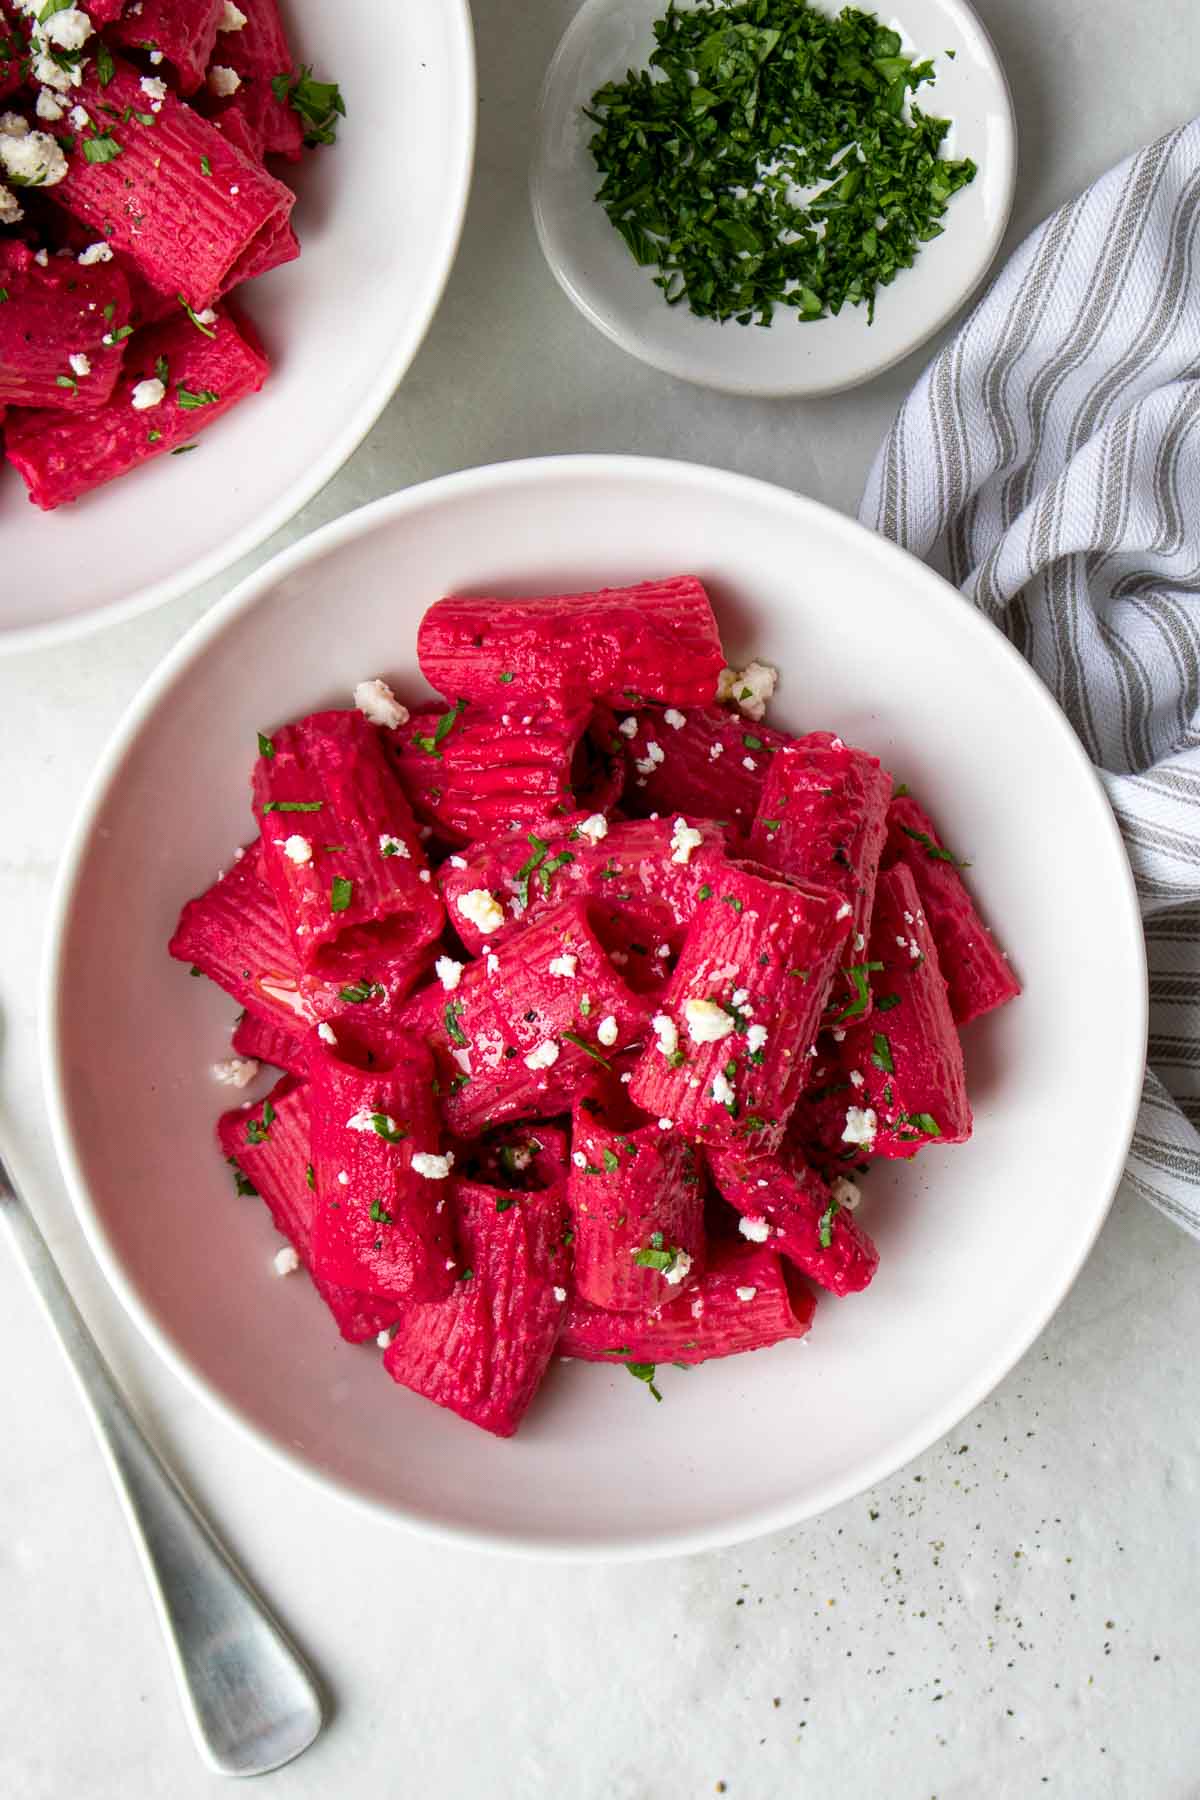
[2,3,1199,1794]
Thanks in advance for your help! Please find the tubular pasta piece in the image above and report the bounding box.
[383,1178,570,1438]
[204,0,305,161]
[307,1030,458,1302]
[707,1147,878,1296]
[253,709,443,981]
[627,861,851,1154]
[5,309,269,510]
[568,1079,705,1310]
[559,1241,815,1363]
[417,576,724,711]
[882,793,1021,1026]
[619,705,791,838]
[215,1075,403,1343]
[230,1007,307,1075]
[0,243,132,412]
[109,0,225,94]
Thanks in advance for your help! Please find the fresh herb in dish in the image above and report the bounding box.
[585,0,977,326]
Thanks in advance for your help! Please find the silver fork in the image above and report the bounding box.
[0,1145,324,1778]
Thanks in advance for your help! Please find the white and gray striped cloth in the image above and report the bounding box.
[862,120,1200,1238]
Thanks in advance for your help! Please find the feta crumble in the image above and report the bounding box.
[553,1286,568,1304]
[524,1040,560,1071]
[684,997,735,1044]
[670,816,703,865]
[378,832,409,858]
[742,756,757,772]
[317,1022,337,1045]
[572,1150,587,1168]
[139,75,168,110]
[735,1285,758,1302]
[457,888,505,935]
[337,1170,349,1186]
[596,1014,619,1048]
[376,1325,398,1349]
[43,7,93,51]
[219,0,248,28]
[131,377,165,411]
[708,742,724,761]
[651,1012,678,1057]
[411,1151,454,1180]
[830,1175,862,1211]
[657,1117,673,1131]
[354,677,409,730]
[841,1106,878,1149]
[716,660,778,722]
[711,1070,735,1108]
[273,1245,300,1276]
[0,125,68,189]
[663,708,687,730]
[0,183,21,224]
[211,1057,259,1087]
[738,1214,771,1243]
[68,353,90,378]
[282,834,312,865]
[662,1248,692,1287]
[746,1023,768,1053]
[618,716,639,738]
[347,1108,400,1135]
[208,64,241,96]
[576,813,608,843]
[35,89,65,122]
[548,953,578,978]
[435,956,463,992]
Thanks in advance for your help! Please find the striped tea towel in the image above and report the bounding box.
[861,120,1200,1239]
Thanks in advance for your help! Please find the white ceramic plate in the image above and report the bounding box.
[532,0,1015,396]
[43,456,1144,1561]
[0,0,475,654]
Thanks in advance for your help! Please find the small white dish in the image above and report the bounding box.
[0,0,475,655]
[43,455,1143,1561]
[532,0,1015,396]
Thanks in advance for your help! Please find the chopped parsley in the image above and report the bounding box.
[82,132,122,164]
[900,823,970,867]
[339,980,384,1004]
[263,799,322,813]
[539,849,575,897]
[875,993,901,1012]
[818,1198,840,1248]
[368,1199,393,1224]
[413,696,467,757]
[497,671,515,684]
[368,1114,407,1144]
[602,1148,620,1173]
[330,877,353,912]
[561,1029,612,1067]
[585,0,977,327]
[177,386,220,409]
[625,1362,663,1402]
[721,894,744,914]
[257,731,275,758]
[272,65,347,147]
[226,1154,258,1197]
[444,999,468,1046]
[245,1098,276,1145]
[179,295,217,338]
[831,960,884,1024]
[870,1032,894,1074]
[200,154,212,176]
[305,1163,315,1191]
[514,832,550,907]
[95,40,115,85]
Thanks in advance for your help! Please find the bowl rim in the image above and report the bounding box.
[40,453,1148,1562]
[529,0,1017,398]
[0,0,477,660]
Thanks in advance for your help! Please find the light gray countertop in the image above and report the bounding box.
[2,3,1199,1795]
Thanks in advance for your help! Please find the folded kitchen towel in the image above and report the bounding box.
[861,119,1200,1239]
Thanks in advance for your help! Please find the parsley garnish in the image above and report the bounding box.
[561,1030,611,1067]
[602,1148,620,1173]
[445,1000,468,1047]
[818,1198,840,1249]
[305,1163,315,1190]
[55,374,76,393]
[497,671,515,684]
[263,799,322,813]
[871,1032,894,1074]
[875,993,901,1012]
[721,894,744,914]
[95,40,115,85]
[179,295,216,338]
[171,444,199,455]
[632,1241,682,1272]
[626,1362,663,1401]
[178,386,219,409]
[257,731,275,758]
[200,153,212,176]
[514,832,550,908]
[585,0,976,327]
[368,1114,407,1144]
[226,1154,258,1197]
[413,696,467,757]
[743,734,764,750]
[330,877,353,912]
[899,1110,942,1137]
[339,980,383,1004]
[82,132,122,164]
[900,824,970,868]
[539,849,574,897]
[245,1098,276,1145]
[273,65,346,146]
[369,1199,393,1223]
[831,961,884,1024]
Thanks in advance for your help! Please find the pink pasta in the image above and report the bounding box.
[568,1081,705,1310]
[203,0,305,163]
[627,860,851,1153]
[176,573,1013,1435]
[306,1030,458,1303]
[559,1241,816,1365]
[6,309,269,510]
[883,794,1021,1026]
[0,243,132,412]
[216,1076,402,1343]
[253,709,443,983]
[109,0,225,95]
[383,1179,571,1438]
[418,577,724,711]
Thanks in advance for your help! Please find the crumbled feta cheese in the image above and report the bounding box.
[663,708,687,730]
[738,1214,771,1243]
[742,756,757,772]
[572,1150,587,1168]
[548,954,577,978]
[746,1023,768,1054]
[378,832,409,858]
[655,943,671,959]
[657,1118,673,1131]
[634,741,665,777]
[347,1108,399,1135]
[35,89,65,122]
[77,240,113,265]
[435,956,463,992]
[836,901,853,921]
[33,248,47,265]
[139,75,168,110]
[576,812,608,844]
[411,1151,454,1180]
[485,953,500,975]
[0,182,21,224]
[618,716,639,738]
[708,742,724,761]
[376,1325,398,1349]
[830,1176,862,1211]
[68,352,90,378]
[553,1286,568,1304]
[354,677,408,730]
[524,1040,559,1071]
[208,64,241,96]
[596,1014,619,1047]
[458,888,505,935]
[735,1285,758,1302]
[716,660,778,722]
[211,1057,259,1088]
[43,7,92,51]
[282,834,312,865]
[841,1106,878,1149]
[273,1245,300,1276]
[317,1022,337,1046]
[684,997,735,1044]
[149,48,163,63]
[731,988,749,1009]
[218,0,247,28]
[670,816,703,865]
[651,1012,678,1058]
[337,1170,349,1186]
[194,307,217,326]
[0,127,68,189]
[848,1069,864,1088]
[448,854,467,869]
[418,869,431,884]
[131,377,165,411]
[662,1248,692,1287]
[711,1070,735,1108]
[854,932,865,953]
[67,104,90,131]
[32,50,79,93]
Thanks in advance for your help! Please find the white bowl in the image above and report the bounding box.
[531,0,1015,396]
[43,456,1144,1560]
[0,0,475,654]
